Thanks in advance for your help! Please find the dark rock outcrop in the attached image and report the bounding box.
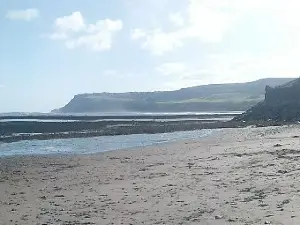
[234,77,300,122]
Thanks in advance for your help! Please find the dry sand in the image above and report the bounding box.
[1,126,300,225]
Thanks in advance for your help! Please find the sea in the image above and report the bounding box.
[0,111,241,157]
[0,129,215,157]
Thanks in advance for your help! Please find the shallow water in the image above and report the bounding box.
[0,129,215,157]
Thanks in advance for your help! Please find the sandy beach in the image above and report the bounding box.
[1,126,300,225]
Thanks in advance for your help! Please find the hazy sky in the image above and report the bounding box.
[0,0,299,112]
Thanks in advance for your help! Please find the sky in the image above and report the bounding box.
[0,0,300,112]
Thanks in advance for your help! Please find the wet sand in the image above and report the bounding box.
[1,126,300,225]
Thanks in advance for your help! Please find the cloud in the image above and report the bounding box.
[131,28,184,55]
[162,51,300,90]
[129,0,300,90]
[131,0,235,55]
[55,11,85,32]
[168,13,184,27]
[47,12,123,51]
[155,61,212,89]
[131,29,185,55]
[131,0,300,55]
[6,8,39,21]
[131,29,147,40]
[65,19,123,51]
[156,62,186,76]
[200,0,297,12]
[184,0,235,42]
[205,53,300,81]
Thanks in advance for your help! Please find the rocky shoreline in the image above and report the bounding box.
[0,119,287,143]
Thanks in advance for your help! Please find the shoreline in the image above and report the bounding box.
[0,120,287,144]
[0,129,217,157]
[2,125,300,224]
[0,131,214,159]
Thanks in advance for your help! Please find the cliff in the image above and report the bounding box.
[55,78,293,113]
[234,77,300,121]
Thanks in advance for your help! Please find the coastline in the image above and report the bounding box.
[0,119,286,144]
[1,125,300,224]
[0,129,215,157]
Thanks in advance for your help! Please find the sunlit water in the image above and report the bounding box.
[0,111,243,117]
[0,118,232,122]
[0,129,215,157]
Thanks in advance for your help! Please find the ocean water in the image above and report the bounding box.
[0,111,243,117]
[0,129,215,157]
[0,117,232,123]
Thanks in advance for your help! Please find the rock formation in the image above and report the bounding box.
[234,78,300,122]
